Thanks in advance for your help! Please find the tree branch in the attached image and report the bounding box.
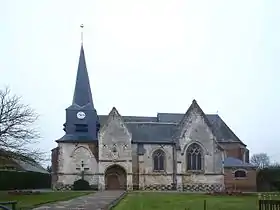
[0,87,45,162]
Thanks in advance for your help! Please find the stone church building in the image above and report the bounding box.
[51,44,257,191]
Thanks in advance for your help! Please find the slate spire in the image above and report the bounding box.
[72,43,94,107]
[57,25,100,142]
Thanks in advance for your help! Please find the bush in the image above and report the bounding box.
[0,171,51,190]
[90,184,99,191]
[73,179,90,191]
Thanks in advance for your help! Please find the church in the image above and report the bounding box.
[51,43,257,192]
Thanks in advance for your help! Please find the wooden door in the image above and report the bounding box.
[106,174,120,190]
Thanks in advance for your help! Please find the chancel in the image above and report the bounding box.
[51,27,257,191]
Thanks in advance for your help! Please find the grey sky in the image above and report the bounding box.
[1,0,280,164]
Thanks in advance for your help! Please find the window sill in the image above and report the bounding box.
[234,177,248,180]
[186,170,204,174]
[153,170,166,173]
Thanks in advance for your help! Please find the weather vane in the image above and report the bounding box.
[80,24,84,44]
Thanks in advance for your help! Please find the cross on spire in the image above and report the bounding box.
[80,24,84,44]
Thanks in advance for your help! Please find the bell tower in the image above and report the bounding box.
[57,25,100,143]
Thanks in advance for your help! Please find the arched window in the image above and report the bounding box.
[234,170,247,178]
[186,143,203,171]
[153,149,165,171]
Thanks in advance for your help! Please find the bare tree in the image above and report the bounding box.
[251,153,270,168]
[0,87,44,162]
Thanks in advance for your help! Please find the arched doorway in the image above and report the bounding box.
[105,165,127,190]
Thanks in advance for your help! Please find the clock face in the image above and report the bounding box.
[77,111,86,119]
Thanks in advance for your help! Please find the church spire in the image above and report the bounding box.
[58,25,100,142]
[72,25,94,107]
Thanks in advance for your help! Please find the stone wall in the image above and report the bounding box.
[98,108,132,162]
[98,108,133,190]
[98,161,133,190]
[139,174,173,190]
[141,144,174,173]
[177,107,223,175]
[131,144,139,189]
[54,174,99,190]
[137,144,175,190]
[181,174,224,192]
[53,142,98,190]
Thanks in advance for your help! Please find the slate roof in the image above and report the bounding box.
[224,157,255,168]
[12,159,49,174]
[126,123,177,143]
[98,113,245,145]
[72,44,94,107]
[0,150,49,174]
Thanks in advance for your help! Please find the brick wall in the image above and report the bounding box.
[221,143,247,161]
[51,147,59,184]
[224,168,256,192]
[226,148,244,160]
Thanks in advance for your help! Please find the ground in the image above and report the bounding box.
[0,191,93,209]
[113,192,263,210]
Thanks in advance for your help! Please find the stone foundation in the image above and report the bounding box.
[52,182,224,192]
[141,184,175,191]
[53,182,73,191]
[53,182,99,191]
[138,183,223,192]
[183,183,224,192]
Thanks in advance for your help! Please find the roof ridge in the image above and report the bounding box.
[126,122,177,125]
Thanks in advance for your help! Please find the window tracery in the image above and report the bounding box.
[153,149,165,171]
[186,143,203,171]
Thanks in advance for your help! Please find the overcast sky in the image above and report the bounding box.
[1,0,280,164]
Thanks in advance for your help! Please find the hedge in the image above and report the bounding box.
[0,170,51,190]
[257,167,280,192]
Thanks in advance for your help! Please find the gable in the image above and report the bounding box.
[99,107,131,143]
[177,100,214,136]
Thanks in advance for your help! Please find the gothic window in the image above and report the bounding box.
[153,149,165,171]
[186,143,203,171]
[234,170,247,178]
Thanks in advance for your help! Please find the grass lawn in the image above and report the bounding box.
[0,191,93,209]
[113,192,262,210]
